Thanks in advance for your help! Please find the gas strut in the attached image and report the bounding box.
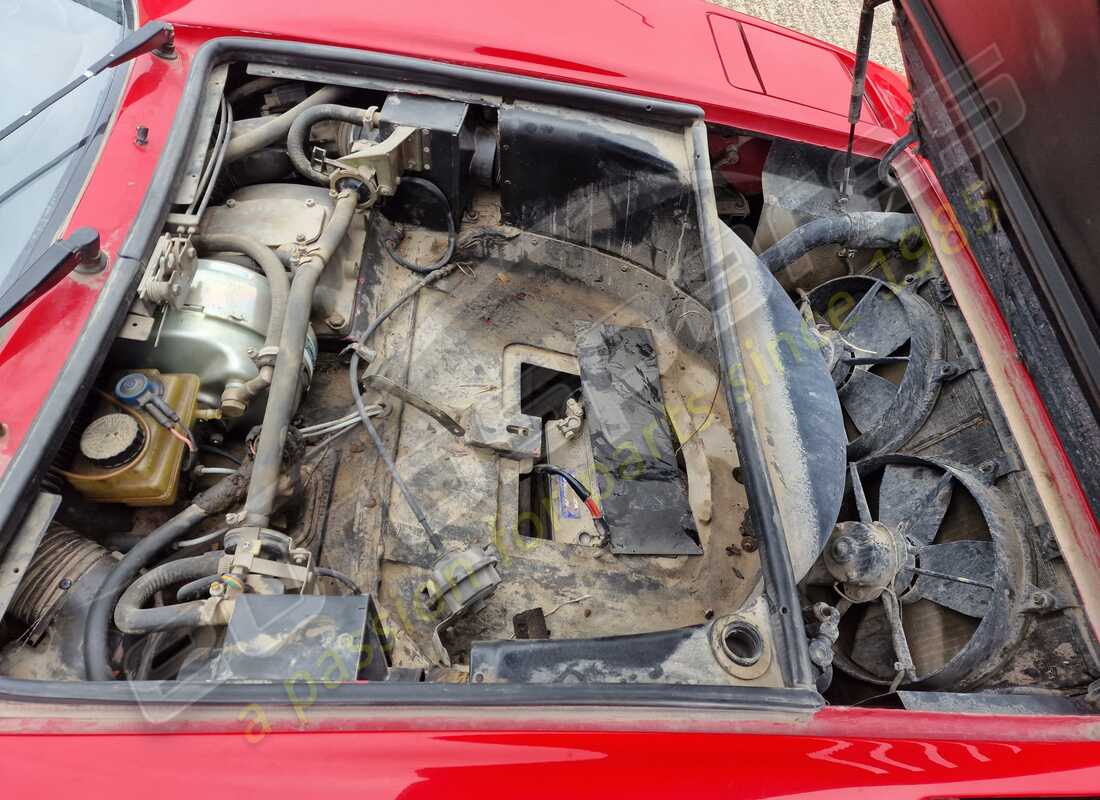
[839,0,891,201]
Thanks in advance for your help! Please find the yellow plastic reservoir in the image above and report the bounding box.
[64,371,200,506]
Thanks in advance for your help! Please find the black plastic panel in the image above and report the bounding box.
[576,323,702,556]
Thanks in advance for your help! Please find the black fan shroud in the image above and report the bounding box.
[827,455,1032,690]
[805,276,944,460]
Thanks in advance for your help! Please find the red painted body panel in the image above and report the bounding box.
[1,1,1099,793]
[5,707,1100,797]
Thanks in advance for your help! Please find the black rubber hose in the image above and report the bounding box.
[243,192,359,526]
[198,446,242,466]
[380,177,456,274]
[194,233,289,349]
[83,504,208,680]
[114,553,224,634]
[82,466,252,681]
[176,573,220,602]
[878,128,919,188]
[760,212,921,275]
[287,104,375,184]
[225,86,346,164]
[316,567,363,595]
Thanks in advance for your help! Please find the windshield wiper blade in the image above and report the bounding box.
[0,228,103,327]
[0,21,174,145]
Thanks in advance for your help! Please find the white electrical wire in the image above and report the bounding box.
[298,404,383,439]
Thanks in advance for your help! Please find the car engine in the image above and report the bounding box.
[2,54,1096,711]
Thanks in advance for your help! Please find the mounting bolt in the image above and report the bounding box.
[58,578,72,591]
[296,233,307,243]
[741,535,758,553]
[831,536,855,563]
[1027,590,1056,613]
[225,198,237,208]
[326,313,346,329]
[305,198,316,208]
[135,126,149,146]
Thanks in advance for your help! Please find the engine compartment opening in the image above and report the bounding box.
[0,49,1095,715]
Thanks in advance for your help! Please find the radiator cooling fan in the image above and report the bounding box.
[804,276,943,459]
[808,455,1031,690]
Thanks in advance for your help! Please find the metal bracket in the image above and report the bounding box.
[463,407,543,461]
[137,231,197,310]
[361,374,465,436]
[334,125,422,197]
[1020,584,1075,615]
[1036,524,1062,562]
[0,493,61,622]
[421,546,502,666]
[932,355,980,383]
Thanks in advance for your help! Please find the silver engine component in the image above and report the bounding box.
[118,258,317,425]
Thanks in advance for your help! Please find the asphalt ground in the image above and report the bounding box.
[708,0,905,74]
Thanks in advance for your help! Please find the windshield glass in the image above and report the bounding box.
[0,0,125,284]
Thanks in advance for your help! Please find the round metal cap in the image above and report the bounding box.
[79,413,146,468]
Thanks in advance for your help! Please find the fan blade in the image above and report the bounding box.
[841,282,911,356]
[878,463,950,539]
[839,369,897,433]
[895,472,954,547]
[849,603,896,677]
[850,463,873,524]
[911,540,996,618]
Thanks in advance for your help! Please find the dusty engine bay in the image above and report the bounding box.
[2,54,1097,710]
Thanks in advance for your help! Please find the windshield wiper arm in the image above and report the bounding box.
[0,21,174,145]
[0,228,103,327]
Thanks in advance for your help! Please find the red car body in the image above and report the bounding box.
[2,1,1099,796]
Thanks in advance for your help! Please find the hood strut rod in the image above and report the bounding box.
[840,0,890,201]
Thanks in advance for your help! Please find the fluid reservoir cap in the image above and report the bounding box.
[79,413,146,468]
[115,372,160,406]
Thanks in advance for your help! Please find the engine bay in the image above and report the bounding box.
[2,53,1097,711]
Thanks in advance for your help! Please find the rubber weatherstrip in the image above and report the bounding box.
[687,120,816,689]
